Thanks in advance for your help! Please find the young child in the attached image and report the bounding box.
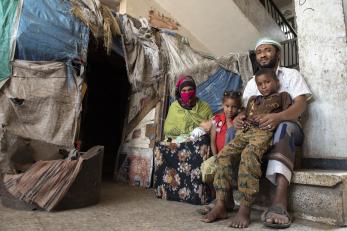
[211,91,242,155]
[198,91,242,214]
[201,68,292,228]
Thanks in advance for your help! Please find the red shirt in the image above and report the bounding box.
[213,113,234,152]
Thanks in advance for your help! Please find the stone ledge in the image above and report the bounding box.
[292,169,347,187]
[254,169,347,227]
[290,169,347,227]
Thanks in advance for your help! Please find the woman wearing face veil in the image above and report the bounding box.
[164,75,213,138]
[154,75,213,205]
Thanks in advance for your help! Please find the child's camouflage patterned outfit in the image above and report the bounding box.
[214,92,292,206]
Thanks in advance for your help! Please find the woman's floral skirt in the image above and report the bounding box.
[153,135,212,205]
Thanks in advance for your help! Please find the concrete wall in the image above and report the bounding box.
[155,0,286,56]
[120,0,211,53]
[295,0,347,159]
[121,0,286,56]
[233,0,287,41]
[344,0,347,35]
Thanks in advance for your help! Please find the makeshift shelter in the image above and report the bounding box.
[0,0,255,209]
[0,0,116,210]
[0,0,127,176]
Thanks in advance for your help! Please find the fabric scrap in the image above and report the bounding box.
[0,0,22,81]
[70,0,121,54]
[120,15,162,88]
[3,156,83,211]
[0,60,82,148]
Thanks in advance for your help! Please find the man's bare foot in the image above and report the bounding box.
[201,200,228,223]
[228,205,251,228]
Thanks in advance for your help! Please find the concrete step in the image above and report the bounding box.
[253,169,347,227]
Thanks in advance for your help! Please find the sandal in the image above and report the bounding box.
[261,205,292,229]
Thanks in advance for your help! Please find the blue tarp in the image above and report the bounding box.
[15,0,89,63]
[197,68,243,113]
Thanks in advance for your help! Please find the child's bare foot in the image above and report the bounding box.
[201,200,228,223]
[228,205,251,228]
[197,197,235,215]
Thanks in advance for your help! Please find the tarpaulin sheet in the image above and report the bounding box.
[197,68,242,113]
[160,32,207,94]
[0,0,21,81]
[120,15,162,88]
[0,60,82,148]
[169,53,253,97]
[15,0,89,63]
[70,0,121,55]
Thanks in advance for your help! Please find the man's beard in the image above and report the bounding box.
[258,56,278,68]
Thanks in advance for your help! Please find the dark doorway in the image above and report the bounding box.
[81,37,130,178]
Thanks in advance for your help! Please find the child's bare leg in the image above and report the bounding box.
[201,132,246,223]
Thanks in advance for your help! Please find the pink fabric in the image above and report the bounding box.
[181,90,196,105]
[176,75,187,88]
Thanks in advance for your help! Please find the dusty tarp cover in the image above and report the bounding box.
[70,0,121,55]
[0,131,67,174]
[120,15,162,88]
[0,0,21,81]
[15,0,89,63]
[158,32,253,97]
[216,53,254,86]
[160,31,207,82]
[0,60,82,148]
[165,51,253,97]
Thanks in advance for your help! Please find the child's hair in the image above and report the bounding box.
[255,68,278,81]
[223,91,242,107]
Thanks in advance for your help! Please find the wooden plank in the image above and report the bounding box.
[125,98,159,138]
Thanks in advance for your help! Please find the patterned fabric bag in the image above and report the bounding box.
[153,134,212,205]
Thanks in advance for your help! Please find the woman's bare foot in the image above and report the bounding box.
[201,200,228,223]
[228,205,251,228]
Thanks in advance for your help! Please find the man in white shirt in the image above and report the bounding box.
[200,38,311,228]
[235,38,311,228]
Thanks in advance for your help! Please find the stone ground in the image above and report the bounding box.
[0,181,344,231]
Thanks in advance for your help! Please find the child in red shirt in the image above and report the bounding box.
[211,91,242,155]
[198,91,242,215]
